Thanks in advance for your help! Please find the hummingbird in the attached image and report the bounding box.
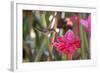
[34,27,56,36]
[34,12,58,36]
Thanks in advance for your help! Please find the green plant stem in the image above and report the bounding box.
[62,54,67,60]
[84,32,89,49]
[34,38,47,61]
[34,12,48,61]
[79,25,86,59]
[79,14,87,59]
[84,32,89,58]
[40,12,47,28]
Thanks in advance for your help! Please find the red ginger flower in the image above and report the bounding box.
[52,30,80,60]
[71,15,79,34]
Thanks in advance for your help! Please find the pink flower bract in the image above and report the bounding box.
[52,30,80,55]
[80,15,91,32]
